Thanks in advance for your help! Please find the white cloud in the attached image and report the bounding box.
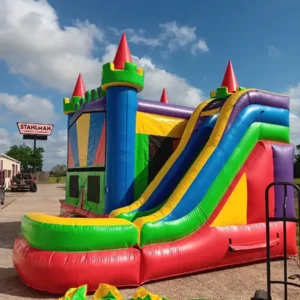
[0,0,207,169]
[191,39,210,55]
[0,93,57,123]
[0,128,11,150]
[109,21,209,54]
[268,46,282,58]
[0,0,205,103]
[0,0,104,93]
[102,45,204,107]
[134,56,203,107]
[159,21,197,51]
[109,27,161,47]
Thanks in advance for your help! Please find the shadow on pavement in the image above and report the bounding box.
[0,267,53,299]
[0,222,21,249]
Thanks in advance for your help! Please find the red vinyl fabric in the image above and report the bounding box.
[12,142,298,294]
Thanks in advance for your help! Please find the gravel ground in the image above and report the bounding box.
[0,184,299,300]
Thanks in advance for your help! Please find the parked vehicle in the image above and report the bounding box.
[10,173,37,193]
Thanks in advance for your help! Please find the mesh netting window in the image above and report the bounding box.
[69,175,79,198]
[148,135,179,183]
[87,175,100,204]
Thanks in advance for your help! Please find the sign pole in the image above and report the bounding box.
[33,136,36,173]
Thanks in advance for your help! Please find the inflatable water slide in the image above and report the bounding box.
[13,33,297,294]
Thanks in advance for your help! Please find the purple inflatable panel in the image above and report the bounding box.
[225,90,289,134]
[271,144,296,218]
[138,99,194,119]
[69,97,195,126]
[69,97,106,126]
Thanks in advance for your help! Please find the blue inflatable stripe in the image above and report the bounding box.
[161,105,289,222]
[69,122,79,167]
[87,112,105,166]
[138,115,219,212]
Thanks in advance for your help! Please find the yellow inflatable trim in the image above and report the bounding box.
[26,212,135,227]
[133,89,254,230]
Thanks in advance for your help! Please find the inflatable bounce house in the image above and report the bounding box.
[13,33,298,295]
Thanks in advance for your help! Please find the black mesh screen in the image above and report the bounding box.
[87,175,100,204]
[69,175,79,198]
[148,136,176,183]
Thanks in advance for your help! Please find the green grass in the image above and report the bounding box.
[37,176,66,184]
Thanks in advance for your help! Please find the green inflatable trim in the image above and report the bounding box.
[120,200,167,222]
[139,123,289,246]
[101,62,144,92]
[21,215,138,252]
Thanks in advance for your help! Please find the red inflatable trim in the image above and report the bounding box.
[13,237,140,294]
[13,141,298,294]
[140,222,297,283]
[13,222,297,294]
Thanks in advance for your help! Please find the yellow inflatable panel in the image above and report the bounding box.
[76,113,90,167]
[136,112,187,138]
[211,173,248,227]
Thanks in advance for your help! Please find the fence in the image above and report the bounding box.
[33,171,50,182]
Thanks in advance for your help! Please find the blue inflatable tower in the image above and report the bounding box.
[101,33,145,213]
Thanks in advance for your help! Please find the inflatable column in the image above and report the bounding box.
[101,34,145,213]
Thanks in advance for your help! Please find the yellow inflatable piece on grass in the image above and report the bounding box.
[93,283,123,300]
[132,287,164,300]
[58,284,87,300]
[58,284,168,300]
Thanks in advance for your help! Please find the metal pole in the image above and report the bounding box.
[283,185,288,300]
[265,184,271,299]
[33,137,36,173]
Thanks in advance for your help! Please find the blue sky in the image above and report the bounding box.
[0,0,299,170]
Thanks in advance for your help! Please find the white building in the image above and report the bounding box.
[0,154,21,188]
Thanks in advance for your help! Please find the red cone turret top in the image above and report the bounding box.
[113,33,132,69]
[160,88,169,104]
[72,73,86,97]
[221,60,239,93]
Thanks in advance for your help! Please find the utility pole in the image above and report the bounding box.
[33,137,36,174]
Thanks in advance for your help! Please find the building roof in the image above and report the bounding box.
[0,154,21,164]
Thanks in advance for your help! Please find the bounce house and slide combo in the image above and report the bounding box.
[12,33,298,298]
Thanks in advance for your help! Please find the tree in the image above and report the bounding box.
[294,145,300,178]
[6,143,44,173]
[51,164,67,183]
